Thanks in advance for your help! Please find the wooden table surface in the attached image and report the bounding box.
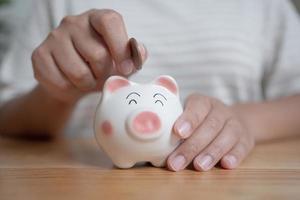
[0,135,300,200]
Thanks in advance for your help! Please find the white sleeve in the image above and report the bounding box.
[0,0,53,104]
[263,0,300,99]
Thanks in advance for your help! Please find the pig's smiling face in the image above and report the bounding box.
[98,75,181,141]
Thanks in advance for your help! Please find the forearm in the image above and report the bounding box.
[231,95,300,143]
[0,85,77,137]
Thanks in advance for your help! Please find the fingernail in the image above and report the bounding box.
[224,155,237,168]
[120,59,134,75]
[196,155,213,171]
[170,155,186,171]
[176,121,192,138]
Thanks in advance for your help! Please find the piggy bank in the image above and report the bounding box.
[94,75,183,168]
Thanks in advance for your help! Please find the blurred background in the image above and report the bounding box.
[0,0,299,63]
[294,0,300,11]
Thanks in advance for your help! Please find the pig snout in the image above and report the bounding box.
[127,110,162,140]
[133,111,160,133]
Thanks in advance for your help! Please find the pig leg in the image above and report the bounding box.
[150,158,166,167]
[113,159,136,169]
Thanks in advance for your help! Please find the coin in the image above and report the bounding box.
[129,37,143,70]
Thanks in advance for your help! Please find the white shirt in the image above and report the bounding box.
[1,0,300,135]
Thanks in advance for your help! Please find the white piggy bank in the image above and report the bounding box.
[94,75,183,168]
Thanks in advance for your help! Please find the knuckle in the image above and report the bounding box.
[186,94,211,113]
[186,93,201,104]
[69,67,96,90]
[71,67,91,82]
[206,117,223,132]
[182,142,199,160]
[100,9,123,22]
[199,96,212,108]
[215,137,231,153]
[47,29,62,41]
[210,145,224,158]
[87,48,108,63]
[31,46,46,61]
[60,15,88,32]
[188,93,210,105]
[87,8,99,14]
[210,137,233,159]
[61,15,77,26]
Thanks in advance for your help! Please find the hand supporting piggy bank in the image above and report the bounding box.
[94,75,183,168]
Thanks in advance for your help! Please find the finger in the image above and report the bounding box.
[173,94,212,138]
[193,119,240,171]
[89,9,134,75]
[70,25,113,80]
[32,47,81,101]
[49,30,97,91]
[221,137,255,169]
[167,104,227,171]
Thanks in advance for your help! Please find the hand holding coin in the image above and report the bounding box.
[32,9,149,103]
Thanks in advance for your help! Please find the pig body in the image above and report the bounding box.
[94,75,182,168]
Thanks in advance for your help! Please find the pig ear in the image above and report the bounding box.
[103,76,131,93]
[153,75,178,95]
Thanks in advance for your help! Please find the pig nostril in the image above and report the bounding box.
[133,111,161,134]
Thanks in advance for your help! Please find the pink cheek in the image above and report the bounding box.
[101,120,113,136]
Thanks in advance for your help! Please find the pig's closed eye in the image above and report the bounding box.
[153,93,167,101]
[153,93,167,107]
[128,99,137,105]
[155,99,164,106]
[126,91,140,105]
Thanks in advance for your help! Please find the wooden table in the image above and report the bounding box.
[0,135,300,200]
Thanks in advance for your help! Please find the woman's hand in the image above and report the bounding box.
[32,9,147,103]
[167,94,255,171]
